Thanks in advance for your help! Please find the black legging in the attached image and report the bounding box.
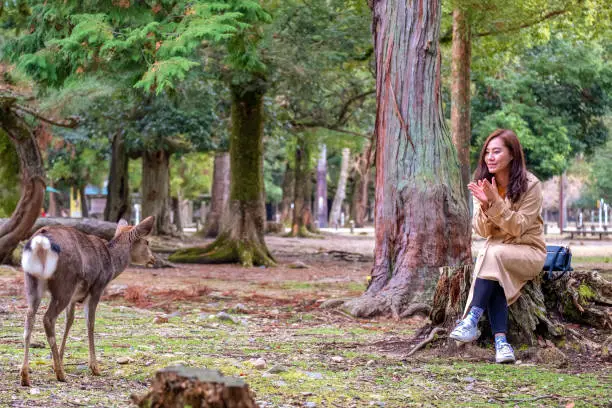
[471,278,508,334]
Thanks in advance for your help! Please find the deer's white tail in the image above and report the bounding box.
[21,235,60,280]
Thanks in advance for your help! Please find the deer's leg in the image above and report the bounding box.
[59,300,76,362]
[21,274,42,386]
[43,295,71,382]
[85,293,102,376]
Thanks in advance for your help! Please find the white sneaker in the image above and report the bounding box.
[449,320,481,343]
[495,341,516,364]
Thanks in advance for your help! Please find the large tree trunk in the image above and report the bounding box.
[315,144,328,228]
[0,109,45,264]
[200,152,230,238]
[279,162,295,225]
[289,136,316,237]
[344,0,471,318]
[104,131,131,222]
[329,148,350,227]
[450,8,472,208]
[169,80,275,266]
[142,150,173,235]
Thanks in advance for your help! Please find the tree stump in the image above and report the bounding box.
[430,266,611,347]
[132,366,257,408]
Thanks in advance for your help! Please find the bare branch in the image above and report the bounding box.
[12,104,79,128]
[475,10,569,38]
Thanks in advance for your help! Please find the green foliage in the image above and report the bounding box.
[3,0,255,93]
[471,37,612,180]
[0,131,20,217]
[128,158,142,194]
[170,153,213,200]
[47,127,110,190]
[587,138,612,203]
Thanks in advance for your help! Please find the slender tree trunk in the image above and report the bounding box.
[329,148,350,227]
[142,150,172,235]
[350,141,374,228]
[169,79,275,266]
[316,144,328,228]
[279,162,295,225]
[79,184,88,218]
[47,188,59,217]
[344,0,471,318]
[200,152,230,238]
[450,8,472,207]
[289,136,316,237]
[171,196,182,233]
[104,131,131,222]
[0,110,45,264]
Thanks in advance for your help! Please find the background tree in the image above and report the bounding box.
[170,1,276,266]
[445,0,610,196]
[471,36,612,180]
[268,0,375,235]
[2,0,248,234]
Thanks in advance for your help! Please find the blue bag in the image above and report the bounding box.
[543,245,572,280]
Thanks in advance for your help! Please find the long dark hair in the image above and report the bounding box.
[473,129,528,203]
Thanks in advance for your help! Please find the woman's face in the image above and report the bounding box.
[485,137,513,175]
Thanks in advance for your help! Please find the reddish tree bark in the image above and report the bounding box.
[451,8,472,206]
[344,0,471,318]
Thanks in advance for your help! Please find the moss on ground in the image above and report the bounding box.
[1,256,611,407]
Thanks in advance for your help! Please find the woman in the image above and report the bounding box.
[450,129,546,363]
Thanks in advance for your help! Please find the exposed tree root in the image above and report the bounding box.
[323,250,373,262]
[405,327,446,357]
[343,289,430,320]
[399,303,432,318]
[284,226,321,238]
[168,233,275,267]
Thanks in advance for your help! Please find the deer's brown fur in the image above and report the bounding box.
[20,216,155,386]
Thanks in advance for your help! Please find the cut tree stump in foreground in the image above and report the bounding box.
[132,366,257,408]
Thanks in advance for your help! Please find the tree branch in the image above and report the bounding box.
[475,10,569,38]
[441,9,570,44]
[336,89,376,128]
[12,104,79,128]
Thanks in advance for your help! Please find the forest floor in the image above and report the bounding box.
[0,232,610,407]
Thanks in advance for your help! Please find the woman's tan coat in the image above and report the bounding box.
[464,172,546,316]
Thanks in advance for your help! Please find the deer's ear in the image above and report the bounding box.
[114,219,129,237]
[135,216,155,237]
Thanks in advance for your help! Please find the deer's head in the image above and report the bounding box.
[114,216,156,267]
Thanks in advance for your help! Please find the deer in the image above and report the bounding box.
[19,216,156,386]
